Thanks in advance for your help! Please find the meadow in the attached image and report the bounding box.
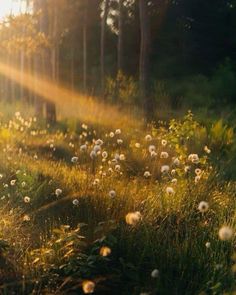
[0,104,235,295]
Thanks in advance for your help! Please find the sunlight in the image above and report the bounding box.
[0,0,27,21]
[0,60,141,129]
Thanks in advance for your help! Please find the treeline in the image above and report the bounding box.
[0,0,235,121]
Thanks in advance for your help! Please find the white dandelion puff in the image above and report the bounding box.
[219,226,233,241]
[55,188,62,197]
[160,151,169,159]
[144,171,151,178]
[71,156,79,163]
[145,134,152,141]
[151,269,159,278]
[24,196,31,203]
[198,201,209,213]
[166,187,175,195]
[125,211,142,226]
[161,139,167,146]
[72,199,79,206]
[161,165,170,174]
[109,190,116,198]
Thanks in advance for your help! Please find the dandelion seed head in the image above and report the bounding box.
[145,134,152,141]
[55,188,62,197]
[100,246,111,257]
[24,196,30,203]
[198,201,209,213]
[102,151,108,159]
[109,190,116,198]
[144,171,151,178]
[72,199,79,206]
[117,139,123,145]
[125,211,142,226]
[161,165,170,174]
[160,151,169,159]
[151,269,159,278]
[219,226,233,241]
[115,129,121,135]
[71,156,79,163]
[205,242,211,248]
[161,139,167,146]
[82,280,95,294]
[166,187,175,195]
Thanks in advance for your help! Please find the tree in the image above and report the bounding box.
[33,0,56,123]
[100,0,110,96]
[117,0,124,72]
[139,0,152,117]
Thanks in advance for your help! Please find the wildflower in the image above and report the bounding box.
[90,150,97,159]
[125,211,142,226]
[188,153,199,164]
[114,154,120,161]
[10,179,16,186]
[115,165,121,172]
[93,178,100,185]
[148,145,156,153]
[95,139,103,145]
[194,168,202,175]
[173,158,180,166]
[184,165,190,173]
[144,171,151,178]
[82,123,88,130]
[171,178,177,185]
[93,145,101,153]
[109,190,116,198]
[160,151,169,159]
[23,214,30,222]
[55,188,62,197]
[72,199,79,206]
[24,196,30,203]
[80,144,87,152]
[108,167,113,173]
[100,246,111,257]
[117,139,123,145]
[109,132,115,138]
[102,151,108,159]
[166,187,175,195]
[0,174,3,179]
[151,269,159,278]
[119,154,125,161]
[161,139,167,146]
[145,134,152,141]
[71,156,78,163]
[171,169,176,176]
[198,201,209,213]
[135,142,141,148]
[21,181,26,187]
[161,165,170,174]
[204,145,211,154]
[195,175,201,184]
[205,242,211,248]
[115,129,121,135]
[82,280,95,294]
[219,226,233,241]
[150,151,157,158]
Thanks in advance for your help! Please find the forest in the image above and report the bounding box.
[0,0,235,294]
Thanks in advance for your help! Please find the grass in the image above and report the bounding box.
[0,108,234,294]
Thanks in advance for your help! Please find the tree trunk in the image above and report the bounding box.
[139,0,152,118]
[118,0,124,73]
[100,0,109,97]
[34,0,56,124]
[83,0,88,93]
